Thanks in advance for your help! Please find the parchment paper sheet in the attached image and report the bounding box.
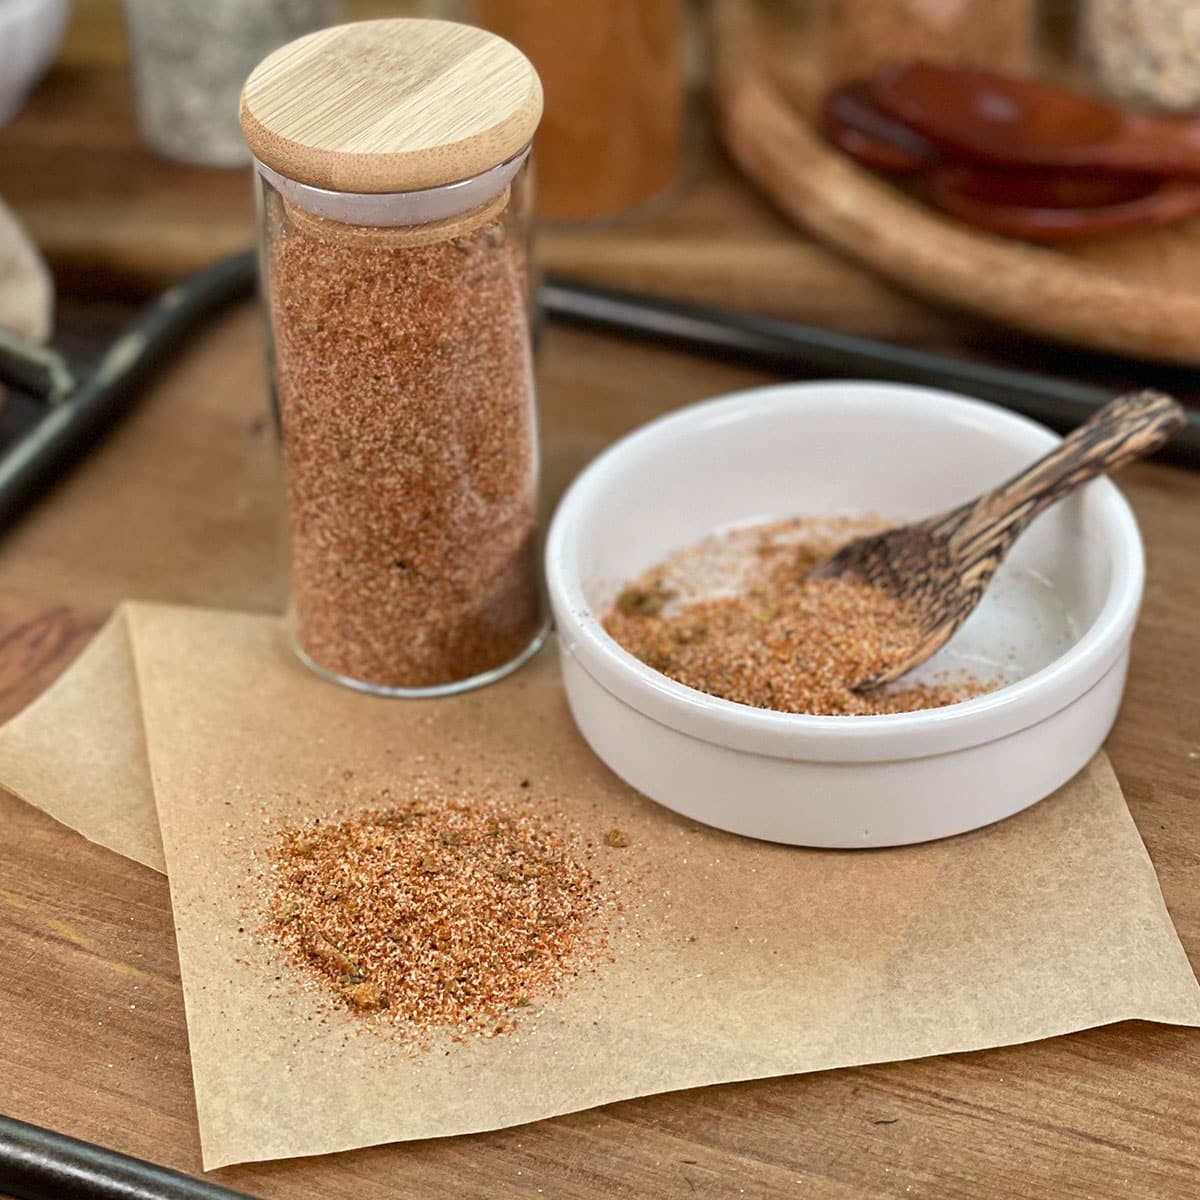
[2,603,1199,1169]
[0,609,164,870]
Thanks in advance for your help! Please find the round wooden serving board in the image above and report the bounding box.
[713,0,1200,367]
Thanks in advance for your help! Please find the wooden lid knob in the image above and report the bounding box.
[240,19,542,195]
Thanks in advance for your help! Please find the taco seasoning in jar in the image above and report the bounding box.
[240,20,547,696]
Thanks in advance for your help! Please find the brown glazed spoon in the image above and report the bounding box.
[819,81,944,174]
[922,168,1200,243]
[873,62,1200,176]
[810,390,1186,690]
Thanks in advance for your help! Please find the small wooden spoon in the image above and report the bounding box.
[873,62,1200,176]
[818,81,1200,241]
[809,390,1186,690]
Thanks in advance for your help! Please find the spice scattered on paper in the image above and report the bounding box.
[605,516,987,716]
[259,791,610,1043]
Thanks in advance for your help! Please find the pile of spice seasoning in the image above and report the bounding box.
[264,193,542,689]
[604,517,987,716]
[260,792,609,1042]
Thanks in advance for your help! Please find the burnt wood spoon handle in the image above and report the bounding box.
[817,388,1186,690]
[940,389,1186,560]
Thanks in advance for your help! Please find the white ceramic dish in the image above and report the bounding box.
[0,0,71,126]
[545,381,1144,847]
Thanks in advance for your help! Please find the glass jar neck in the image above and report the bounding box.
[254,146,531,226]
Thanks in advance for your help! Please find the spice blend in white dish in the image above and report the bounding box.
[605,517,988,716]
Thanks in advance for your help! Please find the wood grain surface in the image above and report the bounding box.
[2,303,1200,1200]
[9,0,1200,368]
[2,4,1200,1197]
[240,18,543,193]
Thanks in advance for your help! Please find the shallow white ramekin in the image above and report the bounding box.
[545,382,1144,847]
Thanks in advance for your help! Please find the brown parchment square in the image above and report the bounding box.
[0,607,164,871]
[112,603,1200,1169]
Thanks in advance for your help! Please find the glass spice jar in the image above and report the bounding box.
[1079,0,1200,111]
[240,19,547,696]
[124,0,337,167]
[816,0,1036,89]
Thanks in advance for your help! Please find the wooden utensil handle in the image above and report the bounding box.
[946,390,1186,551]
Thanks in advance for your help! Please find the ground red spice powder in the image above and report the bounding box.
[604,517,987,716]
[264,185,541,691]
[260,791,609,1043]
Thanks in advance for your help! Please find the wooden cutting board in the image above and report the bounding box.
[4,303,1200,1200]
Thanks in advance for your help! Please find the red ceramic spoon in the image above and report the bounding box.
[819,73,1200,241]
[873,62,1200,176]
[819,81,943,174]
[923,169,1200,242]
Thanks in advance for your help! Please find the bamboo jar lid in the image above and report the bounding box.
[240,19,542,194]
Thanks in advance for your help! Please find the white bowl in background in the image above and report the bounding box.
[545,382,1144,847]
[0,0,72,127]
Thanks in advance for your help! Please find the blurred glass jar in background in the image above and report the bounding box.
[123,0,338,167]
[467,0,686,222]
[1079,0,1200,111]
[816,0,1036,87]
